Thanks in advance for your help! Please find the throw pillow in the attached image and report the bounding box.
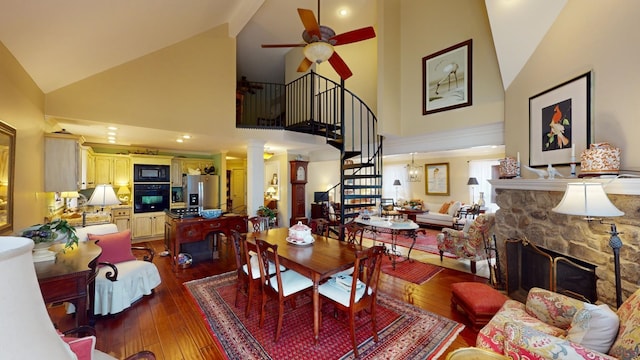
[448,201,462,217]
[57,331,96,360]
[566,303,619,354]
[439,201,452,214]
[89,230,136,264]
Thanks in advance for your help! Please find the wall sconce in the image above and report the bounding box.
[263,152,274,160]
[552,181,625,307]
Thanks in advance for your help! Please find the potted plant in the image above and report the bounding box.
[257,206,277,226]
[21,219,79,250]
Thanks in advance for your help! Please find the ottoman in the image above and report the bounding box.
[451,282,508,330]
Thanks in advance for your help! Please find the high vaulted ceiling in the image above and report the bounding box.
[0,0,565,158]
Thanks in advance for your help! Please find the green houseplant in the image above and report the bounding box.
[21,219,79,250]
[257,206,277,225]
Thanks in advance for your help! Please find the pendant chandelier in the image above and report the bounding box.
[407,153,421,182]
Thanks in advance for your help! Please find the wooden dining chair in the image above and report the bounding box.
[230,230,260,317]
[341,221,365,246]
[318,245,386,358]
[310,218,330,237]
[248,216,270,232]
[255,239,313,342]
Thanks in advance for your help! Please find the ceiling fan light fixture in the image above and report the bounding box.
[303,42,334,64]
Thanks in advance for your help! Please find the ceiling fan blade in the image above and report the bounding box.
[330,27,376,46]
[328,52,353,80]
[298,8,320,38]
[297,57,313,73]
[262,43,306,48]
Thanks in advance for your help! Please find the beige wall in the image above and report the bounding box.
[45,25,237,144]
[505,1,640,173]
[393,0,504,137]
[0,42,48,232]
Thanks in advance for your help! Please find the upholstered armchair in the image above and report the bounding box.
[436,213,495,274]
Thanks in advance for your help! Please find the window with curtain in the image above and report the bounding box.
[468,159,500,212]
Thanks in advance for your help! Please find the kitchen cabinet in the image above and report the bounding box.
[80,146,95,189]
[132,211,165,240]
[171,158,183,187]
[111,206,131,232]
[94,154,130,186]
[44,133,84,192]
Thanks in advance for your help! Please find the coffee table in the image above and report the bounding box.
[397,209,426,221]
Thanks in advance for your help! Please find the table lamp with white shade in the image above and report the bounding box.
[87,184,121,211]
[552,182,625,307]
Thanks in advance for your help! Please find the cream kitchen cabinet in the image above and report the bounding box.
[44,133,84,192]
[132,211,165,240]
[94,154,131,186]
[171,158,184,187]
[111,206,131,232]
[80,146,95,189]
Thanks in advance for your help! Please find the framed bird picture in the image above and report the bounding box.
[529,71,593,167]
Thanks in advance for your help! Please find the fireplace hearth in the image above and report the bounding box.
[506,238,597,303]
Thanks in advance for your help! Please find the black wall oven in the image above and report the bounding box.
[133,183,171,213]
[133,164,170,182]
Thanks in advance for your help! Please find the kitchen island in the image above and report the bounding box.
[164,213,247,271]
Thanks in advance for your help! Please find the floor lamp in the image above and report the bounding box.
[467,177,479,204]
[393,179,401,204]
[552,182,625,307]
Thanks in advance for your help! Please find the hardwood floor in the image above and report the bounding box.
[49,237,489,359]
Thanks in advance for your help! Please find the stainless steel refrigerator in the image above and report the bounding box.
[183,174,220,210]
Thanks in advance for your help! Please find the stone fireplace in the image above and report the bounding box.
[490,178,640,307]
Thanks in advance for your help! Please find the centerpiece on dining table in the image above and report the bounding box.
[287,221,315,245]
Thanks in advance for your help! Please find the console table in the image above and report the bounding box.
[355,216,420,269]
[165,214,248,271]
[35,241,102,327]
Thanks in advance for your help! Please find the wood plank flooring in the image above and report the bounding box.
[49,237,490,359]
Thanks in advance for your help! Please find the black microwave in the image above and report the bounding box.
[133,164,170,182]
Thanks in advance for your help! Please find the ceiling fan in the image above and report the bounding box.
[261,0,376,80]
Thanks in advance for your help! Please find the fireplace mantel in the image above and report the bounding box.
[489,178,640,195]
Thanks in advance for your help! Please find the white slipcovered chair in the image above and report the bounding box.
[0,236,155,359]
[73,223,162,316]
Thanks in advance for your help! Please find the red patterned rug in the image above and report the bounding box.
[364,228,458,258]
[185,272,464,360]
[381,256,444,284]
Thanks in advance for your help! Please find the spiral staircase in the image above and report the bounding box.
[237,71,383,225]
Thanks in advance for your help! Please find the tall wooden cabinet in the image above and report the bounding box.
[289,160,308,225]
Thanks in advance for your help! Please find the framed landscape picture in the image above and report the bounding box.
[422,39,472,115]
[425,163,449,196]
[529,71,592,167]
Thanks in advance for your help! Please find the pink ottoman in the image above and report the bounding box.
[451,282,508,330]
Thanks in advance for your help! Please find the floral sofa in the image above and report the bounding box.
[477,287,640,360]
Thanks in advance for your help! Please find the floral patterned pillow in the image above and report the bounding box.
[525,287,585,329]
[609,289,640,359]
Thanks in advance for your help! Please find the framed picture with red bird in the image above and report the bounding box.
[529,71,593,167]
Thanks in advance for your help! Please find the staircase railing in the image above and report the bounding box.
[236,72,383,228]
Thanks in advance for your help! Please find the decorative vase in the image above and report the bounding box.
[31,242,56,263]
[580,142,621,176]
[478,192,486,207]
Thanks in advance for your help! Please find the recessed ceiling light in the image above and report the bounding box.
[182,135,191,139]
[107,132,116,136]
[107,126,118,131]
[338,8,349,17]
[108,140,116,144]
[176,138,184,143]
[107,136,116,140]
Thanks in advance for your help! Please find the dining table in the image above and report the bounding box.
[245,227,363,344]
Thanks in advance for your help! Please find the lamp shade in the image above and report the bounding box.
[552,182,624,217]
[393,179,401,186]
[0,237,76,358]
[467,177,479,185]
[87,184,120,208]
[303,42,334,64]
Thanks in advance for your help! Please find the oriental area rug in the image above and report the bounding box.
[380,256,444,285]
[185,272,464,360]
[364,228,458,259]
